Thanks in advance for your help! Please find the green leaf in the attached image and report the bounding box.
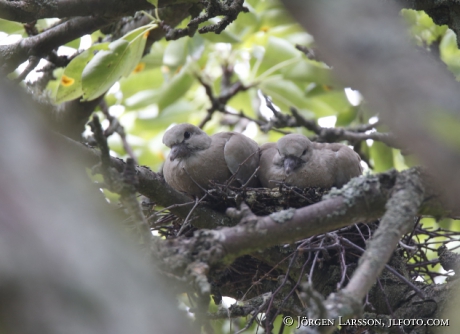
[82,27,151,101]
[260,8,294,28]
[163,37,189,69]
[133,100,195,133]
[0,18,24,35]
[257,36,300,77]
[65,38,81,50]
[82,39,130,101]
[121,26,150,76]
[370,141,394,172]
[145,0,158,7]
[260,77,307,112]
[336,105,358,127]
[125,89,162,110]
[283,60,333,85]
[158,67,194,110]
[55,43,109,103]
[120,67,163,100]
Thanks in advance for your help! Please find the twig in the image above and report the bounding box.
[340,238,426,299]
[150,201,196,217]
[88,115,113,187]
[182,167,217,199]
[14,56,40,83]
[178,194,208,236]
[240,166,260,189]
[100,100,138,163]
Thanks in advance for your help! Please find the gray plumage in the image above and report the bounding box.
[163,123,260,197]
[258,134,362,189]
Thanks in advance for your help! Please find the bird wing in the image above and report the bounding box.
[222,133,260,186]
[334,145,363,187]
[258,143,281,188]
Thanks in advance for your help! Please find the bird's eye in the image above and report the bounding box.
[184,131,191,139]
[302,149,307,155]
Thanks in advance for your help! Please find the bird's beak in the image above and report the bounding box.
[284,157,299,175]
[169,144,188,161]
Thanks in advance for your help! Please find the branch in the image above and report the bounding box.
[56,133,234,228]
[152,168,455,294]
[0,0,154,22]
[0,16,111,74]
[43,96,104,140]
[306,170,426,333]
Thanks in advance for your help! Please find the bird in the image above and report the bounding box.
[162,123,260,197]
[258,134,362,189]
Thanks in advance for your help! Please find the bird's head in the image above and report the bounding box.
[275,134,312,175]
[162,123,212,161]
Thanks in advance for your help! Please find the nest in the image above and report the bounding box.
[145,184,455,306]
[205,182,329,216]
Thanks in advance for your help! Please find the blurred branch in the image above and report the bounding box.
[41,95,104,141]
[281,0,460,210]
[13,56,40,83]
[0,78,194,334]
[191,0,248,35]
[197,74,253,129]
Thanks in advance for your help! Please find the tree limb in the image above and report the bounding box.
[0,16,111,74]
[0,0,154,22]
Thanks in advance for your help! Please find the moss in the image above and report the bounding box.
[269,208,296,223]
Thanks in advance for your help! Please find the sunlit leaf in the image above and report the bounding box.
[283,59,332,85]
[158,66,194,110]
[121,26,151,76]
[82,27,152,101]
[55,43,109,103]
[163,37,189,69]
[82,39,131,101]
[145,0,158,7]
[257,36,300,77]
[0,18,24,35]
[120,67,163,100]
[336,105,358,127]
[370,141,394,172]
[125,89,161,110]
[65,38,81,50]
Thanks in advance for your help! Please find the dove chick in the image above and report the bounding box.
[258,134,362,189]
[162,123,260,197]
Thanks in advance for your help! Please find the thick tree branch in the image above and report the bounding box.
[304,170,427,333]
[0,0,154,22]
[343,170,424,301]
[0,16,111,74]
